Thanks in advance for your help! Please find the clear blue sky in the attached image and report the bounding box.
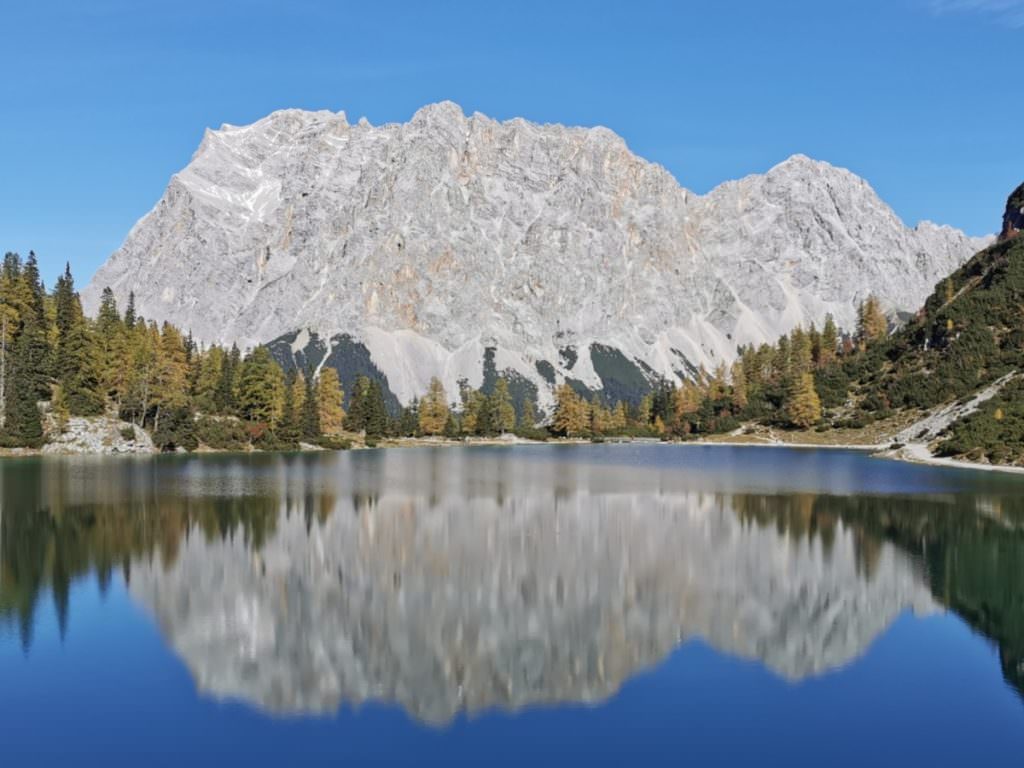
[2,0,1022,285]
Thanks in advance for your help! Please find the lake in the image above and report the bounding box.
[1,444,1023,765]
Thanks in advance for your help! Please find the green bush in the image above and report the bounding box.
[315,435,352,450]
[195,417,250,450]
[119,426,136,442]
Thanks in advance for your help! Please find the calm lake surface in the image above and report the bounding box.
[2,444,1023,766]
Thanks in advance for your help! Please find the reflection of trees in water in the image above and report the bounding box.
[2,453,1023,707]
[733,492,1024,700]
[0,459,334,649]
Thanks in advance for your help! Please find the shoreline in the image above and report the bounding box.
[5,434,1024,476]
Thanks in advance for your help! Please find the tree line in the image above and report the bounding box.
[0,253,346,450]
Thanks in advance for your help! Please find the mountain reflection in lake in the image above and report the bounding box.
[2,445,1023,735]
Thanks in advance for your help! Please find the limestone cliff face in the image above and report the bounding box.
[82,102,989,406]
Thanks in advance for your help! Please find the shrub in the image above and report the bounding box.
[120,426,136,442]
[195,416,250,450]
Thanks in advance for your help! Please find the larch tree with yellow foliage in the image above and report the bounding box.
[316,367,345,434]
[419,376,449,435]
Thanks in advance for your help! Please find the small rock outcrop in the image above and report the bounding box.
[1000,182,1024,242]
[42,416,156,455]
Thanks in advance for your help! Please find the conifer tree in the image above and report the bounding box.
[277,369,301,445]
[95,287,128,405]
[346,375,371,432]
[489,378,516,434]
[300,371,319,439]
[315,368,345,434]
[459,382,484,436]
[214,344,240,414]
[192,345,224,414]
[18,252,51,399]
[553,383,589,437]
[857,295,888,345]
[784,372,822,428]
[731,359,749,411]
[237,346,285,425]
[399,398,420,436]
[419,376,449,435]
[518,398,537,432]
[123,291,136,329]
[364,379,388,437]
[1,331,44,447]
[820,314,839,366]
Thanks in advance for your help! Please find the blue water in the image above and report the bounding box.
[2,445,1023,766]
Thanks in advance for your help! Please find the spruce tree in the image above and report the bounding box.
[237,346,284,425]
[489,378,516,433]
[277,369,301,445]
[346,375,370,432]
[1,332,44,447]
[215,343,240,414]
[18,252,51,399]
[364,380,388,437]
[123,291,136,329]
[300,371,320,439]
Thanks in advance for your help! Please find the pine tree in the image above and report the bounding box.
[518,398,537,432]
[95,287,128,405]
[60,320,104,416]
[192,346,224,413]
[346,375,371,432]
[214,343,240,414]
[123,291,136,329]
[316,368,345,435]
[51,268,103,416]
[237,346,285,425]
[277,369,301,445]
[820,314,839,366]
[418,376,449,435]
[399,398,420,436]
[459,382,484,436]
[731,359,748,411]
[488,378,516,434]
[364,379,388,437]
[784,372,822,428]
[300,371,319,439]
[552,383,589,437]
[1,331,44,447]
[18,252,51,399]
[857,295,888,345]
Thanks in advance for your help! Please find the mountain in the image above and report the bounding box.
[82,102,988,410]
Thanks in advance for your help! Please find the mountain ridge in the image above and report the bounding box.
[82,102,989,408]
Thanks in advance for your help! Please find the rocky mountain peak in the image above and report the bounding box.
[82,103,990,409]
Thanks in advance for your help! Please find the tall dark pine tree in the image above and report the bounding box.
[123,291,136,329]
[277,369,300,445]
[19,252,51,399]
[364,380,388,437]
[346,376,369,432]
[52,265,103,416]
[300,371,319,440]
[215,343,240,414]
[2,331,45,447]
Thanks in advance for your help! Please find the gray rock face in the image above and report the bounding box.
[129,452,935,724]
[82,102,989,406]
